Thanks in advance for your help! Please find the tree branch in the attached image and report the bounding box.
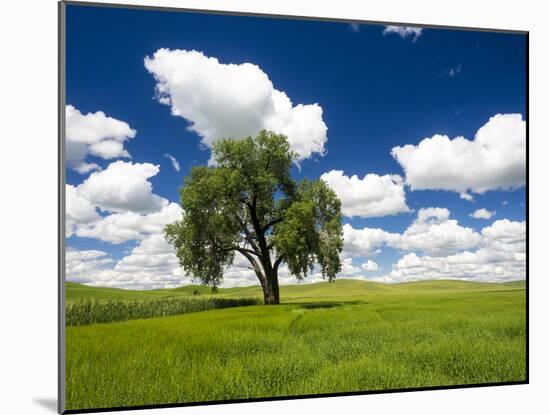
[234,247,261,257]
[207,234,259,258]
[261,217,283,234]
[238,249,267,286]
[247,193,273,275]
[236,215,261,254]
[206,233,266,286]
[273,255,284,273]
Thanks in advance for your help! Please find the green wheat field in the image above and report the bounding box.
[65,279,526,410]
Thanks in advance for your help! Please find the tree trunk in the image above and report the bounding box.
[262,270,280,305]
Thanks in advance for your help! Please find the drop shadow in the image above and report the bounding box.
[34,398,57,413]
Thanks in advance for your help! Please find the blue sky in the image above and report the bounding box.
[65,4,526,289]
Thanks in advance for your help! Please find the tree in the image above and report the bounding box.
[165,130,343,305]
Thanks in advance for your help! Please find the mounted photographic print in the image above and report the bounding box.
[59,1,528,413]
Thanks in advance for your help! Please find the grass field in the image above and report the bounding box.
[65,279,526,411]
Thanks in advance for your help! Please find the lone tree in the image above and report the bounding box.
[165,130,343,305]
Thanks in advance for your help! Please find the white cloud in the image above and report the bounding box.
[76,161,167,214]
[164,153,180,172]
[361,260,379,271]
[460,192,475,202]
[66,236,186,290]
[73,162,100,174]
[481,219,526,253]
[221,253,382,287]
[66,175,185,288]
[110,234,184,289]
[383,26,423,41]
[342,223,401,257]
[397,208,481,256]
[416,207,450,223]
[66,249,114,284]
[220,252,259,287]
[321,170,410,218]
[470,208,496,220]
[66,184,100,237]
[75,202,182,244]
[69,245,325,290]
[392,114,526,199]
[144,49,327,161]
[339,257,363,276]
[65,159,187,287]
[65,155,523,288]
[67,160,180,244]
[378,219,525,283]
[342,207,481,258]
[67,214,525,289]
[66,105,136,173]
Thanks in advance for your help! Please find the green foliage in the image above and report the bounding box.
[273,180,343,280]
[66,297,260,326]
[165,130,343,301]
[65,282,526,410]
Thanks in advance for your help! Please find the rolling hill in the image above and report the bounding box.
[66,278,525,302]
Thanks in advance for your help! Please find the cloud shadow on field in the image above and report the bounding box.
[297,300,365,310]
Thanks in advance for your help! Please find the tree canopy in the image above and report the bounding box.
[165,130,343,304]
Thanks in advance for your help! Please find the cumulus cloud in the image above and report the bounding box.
[67,214,525,288]
[342,223,401,258]
[392,114,526,199]
[383,26,423,41]
[65,154,524,288]
[215,252,382,287]
[66,160,179,245]
[416,207,449,223]
[281,213,522,285]
[65,157,188,287]
[481,219,526,253]
[66,236,186,290]
[66,249,115,284]
[460,192,475,202]
[361,260,379,271]
[66,184,100,237]
[164,153,180,172]
[219,252,259,287]
[397,207,481,256]
[64,157,189,288]
[109,234,184,289]
[66,105,136,173]
[377,219,526,283]
[470,208,496,220]
[144,49,327,161]
[342,207,481,258]
[321,170,410,218]
[66,176,185,288]
[75,202,182,244]
[76,161,167,214]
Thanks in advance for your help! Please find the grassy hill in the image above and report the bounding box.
[65,281,189,301]
[65,277,526,410]
[66,278,524,302]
